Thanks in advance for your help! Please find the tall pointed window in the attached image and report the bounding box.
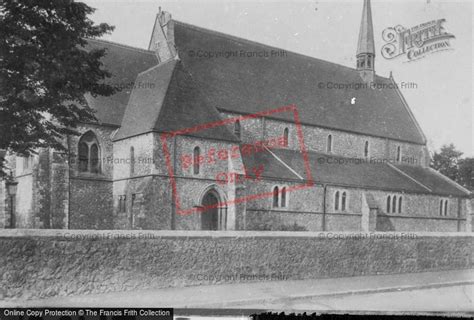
[118,195,127,213]
[130,146,135,176]
[283,128,289,147]
[334,191,340,211]
[398,197,402,213]
[387,196,391,213]
[281,187,287,208]
[439,199,449,216]
[193,146,200,175]
[364,141,369,158]
[392,196,397,213]
[341,192,347,211]
[396,146,401,162]
[272,186,279,208]
[78,131,100,174]
[327,135,333,153]
[234,120,241,139]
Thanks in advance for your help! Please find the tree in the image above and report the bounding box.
[0,0,116,176]
[458,158,474,191]
[430,144,463,181]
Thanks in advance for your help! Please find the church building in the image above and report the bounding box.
[1,0,472,232]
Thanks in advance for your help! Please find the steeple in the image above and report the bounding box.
[356,0,375,83]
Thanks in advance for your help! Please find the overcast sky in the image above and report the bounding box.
[84,0,473,157]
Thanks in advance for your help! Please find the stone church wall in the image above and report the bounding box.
[244,180,467,232]
[1,121,467,232]
[111,133,244,231]
[112,133,173,230]
[66,124,116,229]
[220,111,427,166]
[69,178,113,229]
[112,176,173,230]
[172,135,244,230]
[266,119,426,165]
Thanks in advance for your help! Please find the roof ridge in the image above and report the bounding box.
[173,20,390,80]
[86,38,155,55]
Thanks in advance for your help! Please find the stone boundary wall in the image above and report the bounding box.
[0,229,473,301]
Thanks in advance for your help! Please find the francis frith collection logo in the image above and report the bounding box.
[381,18,455,62]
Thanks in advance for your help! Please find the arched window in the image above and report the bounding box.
[398,197,402,213]
[439,200,443,216]
[396,146,401,162]
[444,200,448,216]
[193,146,200,175]
[118,195,126,213]
[283,128,289,147]
[392,196,397,213]
[334,191,340,211]
[357,56,364,69]
[234,120,241,139]
[273,186,279,208]
[130,146,135,176]
[327,135,333,153]
[341,192,346,211]
[281,187,287,207]
[78,131,100,173]
[387,196,391,213]
[364,141,369,158]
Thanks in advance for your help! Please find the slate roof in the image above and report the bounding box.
[240,147,302,181]
[113,60,176,140]
[269,148,428,193]
[245,147,470,197]
[87,22,425,144]
[84,39,158,126]
[393,164,470,197]
[83,21,470,198]
[114,60,238,142]
[153,62,239,141]
[172,21,426,144]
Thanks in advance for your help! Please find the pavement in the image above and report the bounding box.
[2,269,473,311]
[270,284,474,312]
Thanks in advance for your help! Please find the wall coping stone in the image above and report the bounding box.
[0,229,473,239]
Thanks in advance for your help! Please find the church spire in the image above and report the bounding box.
[356,0,375,83]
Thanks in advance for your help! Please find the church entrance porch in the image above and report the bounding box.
[200,189,227,230]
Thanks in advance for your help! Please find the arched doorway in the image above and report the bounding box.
[200,189,227,230]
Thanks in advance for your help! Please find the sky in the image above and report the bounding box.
[84,0,473,157]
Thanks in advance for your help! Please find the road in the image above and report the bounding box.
[239,284,474,312]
